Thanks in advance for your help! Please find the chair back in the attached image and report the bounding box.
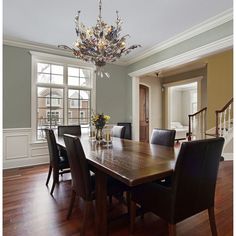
[45,129,60,166]
[172,137,224,222]
[117,122,132,140]
[58,125,81,137]
[63,134,93,200]
[112,126,126,138]
[150,128,176,147]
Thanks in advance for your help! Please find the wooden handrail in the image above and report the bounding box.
[215,98,233,114]
[189,107,207,117]
[188,107,207,141]
[215,98,233,137]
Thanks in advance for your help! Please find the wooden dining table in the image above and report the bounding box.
[57,135,181,235]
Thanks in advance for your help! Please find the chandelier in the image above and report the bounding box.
[58,0,140,78]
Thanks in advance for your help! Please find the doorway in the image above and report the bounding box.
[139,85,149,142]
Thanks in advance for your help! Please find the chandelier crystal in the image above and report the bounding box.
[58,0,140,78]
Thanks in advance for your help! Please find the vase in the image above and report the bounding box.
[96,128,103,142]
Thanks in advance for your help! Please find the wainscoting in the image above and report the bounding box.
[3,128,49,169]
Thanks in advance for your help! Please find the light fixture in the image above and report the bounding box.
[58,0,140,78]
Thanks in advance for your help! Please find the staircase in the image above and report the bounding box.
[188,98,233,160]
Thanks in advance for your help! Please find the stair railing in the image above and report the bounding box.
[215,98,233,137]
[188,107,207,141]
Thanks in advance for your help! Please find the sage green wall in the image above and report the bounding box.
[96,64,130,123]
[127,21,233,74]
[3,45,130,128]
[3,46,32,128]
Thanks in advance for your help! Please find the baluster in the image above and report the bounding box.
[202,110,205,138]
[228,104,231,131]
[223,110,227,136]
[219,113,222,136]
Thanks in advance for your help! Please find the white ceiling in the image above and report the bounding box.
[3,0,233,62]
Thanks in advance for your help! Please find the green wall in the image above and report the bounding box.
[3,45,130,128]
[3,46,32,128]
[96,64,130,123]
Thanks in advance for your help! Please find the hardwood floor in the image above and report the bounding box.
[3,161,233,236]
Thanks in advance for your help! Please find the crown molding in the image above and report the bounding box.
[128,35,233,77]
[126,8,233,65]
[3,38,75,57]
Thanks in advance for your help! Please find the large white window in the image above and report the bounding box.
[31,52,96,141]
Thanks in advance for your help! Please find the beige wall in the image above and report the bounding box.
[205,50,233,129]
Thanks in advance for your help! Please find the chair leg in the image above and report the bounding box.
[208,207,218,236]
[168,223,176,236]
[67,190,76,220]
[81,201,93,236]
[130,200,137,233]
[50,169,59,195]
[46,165,52,186]
[50,179,56,195]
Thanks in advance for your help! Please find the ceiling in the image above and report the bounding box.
[3,0,233,63]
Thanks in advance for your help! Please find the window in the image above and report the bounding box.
[31,52,95,141]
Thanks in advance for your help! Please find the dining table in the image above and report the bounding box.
[56,135,181,236]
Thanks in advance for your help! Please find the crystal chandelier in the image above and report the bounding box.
[58,0,140,78]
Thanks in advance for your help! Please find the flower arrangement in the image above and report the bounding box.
[91,113,110,129]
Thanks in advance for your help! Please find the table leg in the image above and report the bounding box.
[95,170,108,236]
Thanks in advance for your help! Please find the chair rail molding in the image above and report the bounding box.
[3,128,49,169]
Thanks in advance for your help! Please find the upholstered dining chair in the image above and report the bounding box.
[63,134,128,235]
[150,128,176,147]
[111,125,126,139]
[45,128,70,195]
[58,125,81,137]
[130,137,225,236]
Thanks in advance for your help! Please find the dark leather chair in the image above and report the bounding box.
[45,129,70,195]
[63,134,129,235]
[111,125,126,139]
[117,122,132,140]
[130,137,224,236]
[150,128,176,147]
[58,125,81,137]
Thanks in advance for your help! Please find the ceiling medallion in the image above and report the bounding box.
[58,0,140,78]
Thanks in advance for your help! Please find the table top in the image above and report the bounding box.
[57,136,180,187]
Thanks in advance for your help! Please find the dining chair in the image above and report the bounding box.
[63,134,129,235]
[111,125,126,139]
[130,137,225,236]
[150,128,176,147]
[45,128,70,195]
[58,125,81,137]
[117,122,132,140]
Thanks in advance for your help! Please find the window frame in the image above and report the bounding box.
[31,51,96,143]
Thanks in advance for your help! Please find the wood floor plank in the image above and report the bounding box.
[3,161,233,236]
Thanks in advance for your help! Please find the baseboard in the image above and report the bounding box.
[222,153,233,161]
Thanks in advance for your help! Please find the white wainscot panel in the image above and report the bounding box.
[4,129,30,160]
[3,128,49,169]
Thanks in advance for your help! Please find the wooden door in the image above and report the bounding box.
[139,85,149,142]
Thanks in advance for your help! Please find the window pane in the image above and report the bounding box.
[37,63,50,73]
[51,75,63,84]
[68,67,79,76]
[80,69,90,77]
[51,65,63,75]
[68,76,79,86]
[37,73,50,83]
[68,118,79,125]
[80,90,90,101]
[80,77,90,87]
[68,89,80,99]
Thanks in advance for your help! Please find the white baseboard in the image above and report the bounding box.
[3,128,49,169]
[222,153,233,161]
